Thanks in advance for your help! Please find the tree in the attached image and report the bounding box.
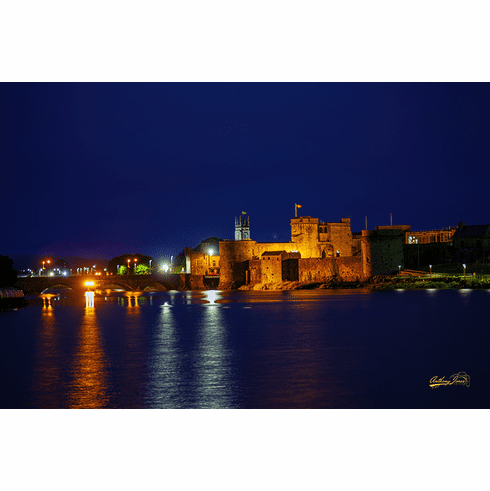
[107,254,154,275]
[117,265,128,275]
[0,255,18,287]
[135,264,150,275]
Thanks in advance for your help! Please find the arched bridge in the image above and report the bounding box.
[15,274,184,294]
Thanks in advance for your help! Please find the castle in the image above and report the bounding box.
[218,214,405,289]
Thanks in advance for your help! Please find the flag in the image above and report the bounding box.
[296,204,302,208]
[242,211,247,214]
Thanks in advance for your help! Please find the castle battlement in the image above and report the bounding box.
[218,213,404,289]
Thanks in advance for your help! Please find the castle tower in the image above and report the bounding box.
[235,215,250,240]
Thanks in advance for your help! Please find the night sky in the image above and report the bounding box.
[2,82,489,261]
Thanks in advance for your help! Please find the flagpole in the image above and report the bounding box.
[295,203,297,218]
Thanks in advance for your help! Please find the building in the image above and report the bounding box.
[451,223,490,263]
[235,215,250,240]
[219,214,404,289]
[375,225,457,244]
[184,248,220,276]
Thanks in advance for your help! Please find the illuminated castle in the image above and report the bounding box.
[219,213,405,289]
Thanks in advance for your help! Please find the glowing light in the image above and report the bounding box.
[49,272,54,276]
[163,264,169,273]
[209,249,214,256]
[85,281,95,287]
[63,272,67,276]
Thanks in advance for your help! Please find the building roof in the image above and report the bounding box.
[453,224,490,238]
[261,251,286,256]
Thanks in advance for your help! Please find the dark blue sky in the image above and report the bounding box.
[1,83,489,260]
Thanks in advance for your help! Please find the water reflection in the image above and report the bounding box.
[147,291,235,408]
[146,301,181,407]
[195,292,234,408]
[85,291,94,308]
[33,295,61,407]
[41,293,56,309]
[11,289,490,409]
[68,296,110,408]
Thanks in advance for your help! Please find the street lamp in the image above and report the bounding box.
[463,263,466,277]
[163,264,169,273]
[127,258,130,275]
[149,259,152,274]
[398,265,401,275]
[134,258,137,272]
[429,264,432,276]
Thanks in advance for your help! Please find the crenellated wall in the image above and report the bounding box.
[219,216,404,289]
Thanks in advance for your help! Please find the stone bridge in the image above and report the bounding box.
[15,274,184,294]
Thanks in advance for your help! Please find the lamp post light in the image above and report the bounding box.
[463,263,466,277]
[429,264,432,276]
[398,265,401,275]
[149,259,152,274]
[127,258,130,275]
[163,264,169,273]
[134,258,137,272]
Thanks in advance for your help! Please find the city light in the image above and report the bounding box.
[85,281,95,287]
[163,264,169,273]
[209,249,214,256]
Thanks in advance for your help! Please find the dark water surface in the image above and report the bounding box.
[1,289,489,408]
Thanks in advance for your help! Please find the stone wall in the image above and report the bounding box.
[260,253,284,284]
[326,218,353,256]
[218,240,257,289]
[298,256,362,283]
[290,217,320,257]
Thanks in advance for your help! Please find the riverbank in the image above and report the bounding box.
[237,275,490,291]
[0,287,28,310]
[367,275,490,291]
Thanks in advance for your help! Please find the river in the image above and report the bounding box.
[1,288,489,408]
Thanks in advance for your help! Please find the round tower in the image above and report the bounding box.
[219,240,257,289]
[361,230,375,279]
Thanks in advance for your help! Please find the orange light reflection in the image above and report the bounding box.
[68,295,109,408]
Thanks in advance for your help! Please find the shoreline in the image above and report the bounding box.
[236,276,490,292]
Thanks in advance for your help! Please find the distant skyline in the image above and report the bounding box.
[2,83,489,260]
